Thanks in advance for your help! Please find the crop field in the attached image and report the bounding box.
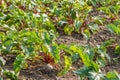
[0,0,120,80]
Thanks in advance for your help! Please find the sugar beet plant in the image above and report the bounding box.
[0,0,120,80]
[58,41,120,80]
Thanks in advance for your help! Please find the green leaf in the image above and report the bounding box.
[106,71,120,80]
[83,29,91,40]
[3,70,18,80]
[0,57,6,66]
[85,45,95,60]
[13,54,27,75]
[64,25,74,35]
[69,45,99,72]
[41,43,51,53]
[90,61,99,72]
[21,45,30,54]
[74,20,82,32]
[58,20,68,26]
[75,67,104,80]
[0,77,3,80]
[115,45,120,54]
[107,23,120,35]
[5,42,14,53]
[88,23,99,33]
[96,44,111,62]
[78,48,91,66]
[59,44,72,55]
[89,71,104,80]
[74,67,91,79]
[43,32,51,45]
[54,7,61,16]
[90,0,97,6]
[93,17,103,25]
[96,57,106,67]
[58,56,72,76]
[71,53,80,63]
[102,39,115,47]
[51,43,60,63]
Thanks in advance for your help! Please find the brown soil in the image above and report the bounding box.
[1,26,120,80]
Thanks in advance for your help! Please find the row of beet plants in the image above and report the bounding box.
[0,0,120,80]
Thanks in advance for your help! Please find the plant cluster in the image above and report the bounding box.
[0,0,120,80]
